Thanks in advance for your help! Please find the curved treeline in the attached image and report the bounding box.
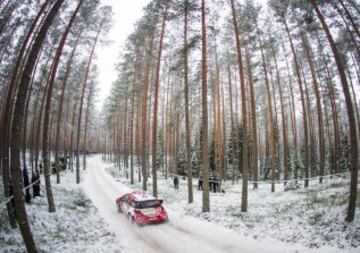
[0,0,112,251]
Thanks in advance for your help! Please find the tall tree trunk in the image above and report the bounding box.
[231,0,248,211]
[311,0,358,222]
[130,76,135,185]
[135,100,142,182]
[10,0,65,251]
[174,112,180,176]
[164,71,171,179]
[151,3,168,197]
[201,0,210,212]
[227,61,238,185]
[221,79,227,186]
[183,0,193,203]
[42,0,83,210]
[245,48,258,189]
[214,49,223,191]
[123,91,128,174]
[141,30,155,191]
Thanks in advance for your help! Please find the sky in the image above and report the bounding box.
[94,0,151,111]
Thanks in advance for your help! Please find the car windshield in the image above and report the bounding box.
[136,200,162,209]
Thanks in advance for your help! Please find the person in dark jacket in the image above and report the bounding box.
[22,167,31,203]
[32,170,41,197]
[173,176,179,189]
[198,177,203,190]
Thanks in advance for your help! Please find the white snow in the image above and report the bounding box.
[0,163,121,253]
[83,155,356,253]
[103,156,360,253]
[1,155,358,253]
[83,155,285,253]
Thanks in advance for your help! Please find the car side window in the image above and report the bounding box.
[122,195,128,203]
[130,200,136,208]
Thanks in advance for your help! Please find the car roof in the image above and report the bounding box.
[128,191,157,202]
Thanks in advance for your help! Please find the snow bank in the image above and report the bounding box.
[0,164,122,253]
[105,156,359,253]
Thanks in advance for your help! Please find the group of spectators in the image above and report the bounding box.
[173,175,223,193]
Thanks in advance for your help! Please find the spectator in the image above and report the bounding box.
[22,167,31,203]
[173,176,179,189]
[32,170,41,197]
[198,177,203,190]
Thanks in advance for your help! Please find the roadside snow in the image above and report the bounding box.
[2,155,357,253]
[105,156,359,253]
[84,155,320,253]
[0,164,122,253]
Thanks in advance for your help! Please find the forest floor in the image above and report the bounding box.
[0,165,122,253]
[106,158,360,252]
[83,155,341,253]
[0,155,359,252]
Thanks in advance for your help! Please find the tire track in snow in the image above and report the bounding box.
[166,222,239,252]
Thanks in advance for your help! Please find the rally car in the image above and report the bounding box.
[115,191,168,226]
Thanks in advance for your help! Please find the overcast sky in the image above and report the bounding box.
[94,0,151,111]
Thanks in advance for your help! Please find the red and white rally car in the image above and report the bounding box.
[115,191,168,226]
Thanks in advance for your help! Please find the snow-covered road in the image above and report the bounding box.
[81,156,334,253]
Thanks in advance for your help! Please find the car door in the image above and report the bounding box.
[128,198,137,216]
[121,194,129,212]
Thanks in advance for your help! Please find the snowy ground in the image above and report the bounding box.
[83,155,344,253]
[1,155,358,252]
[0,165,121,253]
[104,157,360,253]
